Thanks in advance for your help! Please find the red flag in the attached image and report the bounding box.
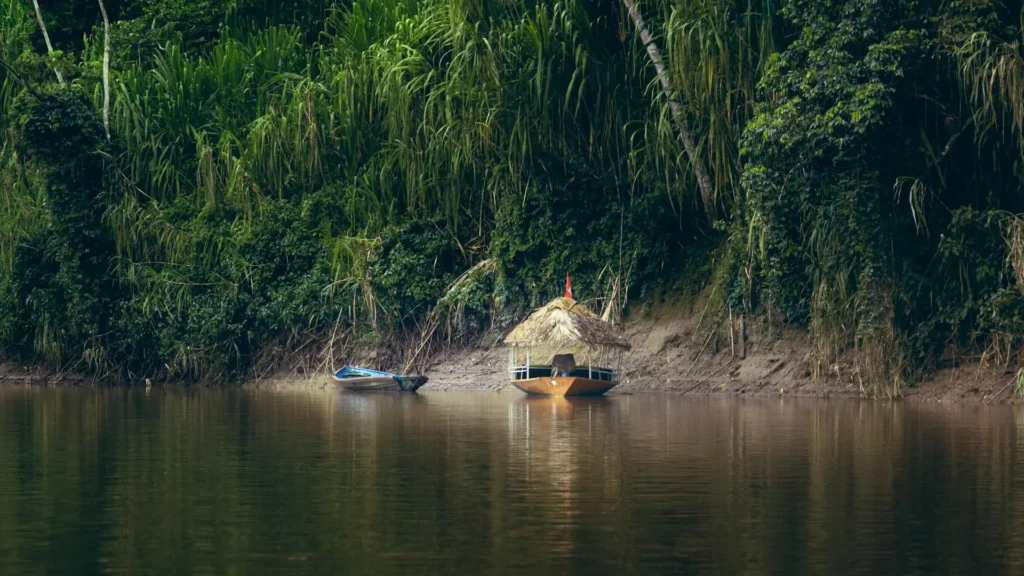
[564,273,573,299]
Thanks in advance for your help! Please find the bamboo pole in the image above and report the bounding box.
[739,313,746,359]
[97,0,111,140]
[621,0,715,215]
[729,307,735,359]
[31,0,64,87]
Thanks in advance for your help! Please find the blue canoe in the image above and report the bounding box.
[332,366,428,392]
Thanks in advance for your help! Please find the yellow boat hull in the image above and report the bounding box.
[510,376,618,397]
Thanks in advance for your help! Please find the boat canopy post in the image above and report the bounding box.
[508,345,515,382]
[509,343,537,382]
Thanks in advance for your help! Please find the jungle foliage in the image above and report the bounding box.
[1,0,1023,392]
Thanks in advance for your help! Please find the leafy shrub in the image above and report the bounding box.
[369,219,465,326]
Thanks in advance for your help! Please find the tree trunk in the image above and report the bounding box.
[621,0,715,215]
[97,0,111,140]
[31,0,64,87]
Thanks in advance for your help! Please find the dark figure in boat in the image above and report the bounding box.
[551,354,576,378]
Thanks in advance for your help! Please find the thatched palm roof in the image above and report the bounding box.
[504,297,631,350]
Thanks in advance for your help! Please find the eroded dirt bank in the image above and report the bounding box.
[248,300,1023,404]
[5,300,1020,404]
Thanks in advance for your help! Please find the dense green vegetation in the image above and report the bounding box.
[1,0,1023,393]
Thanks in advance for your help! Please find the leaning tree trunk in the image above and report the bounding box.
[97,0,111,140]
[621,0,715,215]
[31,0,64,87]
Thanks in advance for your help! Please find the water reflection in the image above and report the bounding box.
[1,388,1023,574]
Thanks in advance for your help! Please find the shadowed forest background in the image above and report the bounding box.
[1,0,1024,395]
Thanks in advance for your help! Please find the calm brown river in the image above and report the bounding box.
[1,388,1023,574]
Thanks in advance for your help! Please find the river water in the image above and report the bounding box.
[1,388,1023,575]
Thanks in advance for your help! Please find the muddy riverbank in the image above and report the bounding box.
[247,300,1022,404]
[5,299,1020,404]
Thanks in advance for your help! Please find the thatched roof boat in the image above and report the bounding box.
[504,297,629,397]
[504,297,631,350]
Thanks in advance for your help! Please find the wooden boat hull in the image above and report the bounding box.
[511,376,618,397]
[332,372,427,392]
